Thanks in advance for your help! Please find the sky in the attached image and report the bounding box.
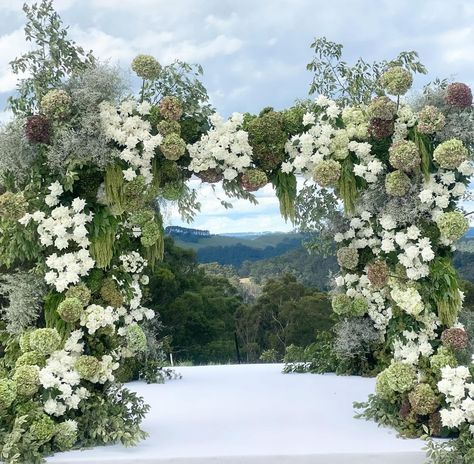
[0,0,473,233]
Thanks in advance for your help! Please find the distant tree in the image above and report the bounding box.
[236,274,332,360]
[148,237,243,364]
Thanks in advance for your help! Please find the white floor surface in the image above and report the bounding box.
[47,364,429,464]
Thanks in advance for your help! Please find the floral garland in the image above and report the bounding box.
[303,72,474,456]
[0,2,473,463]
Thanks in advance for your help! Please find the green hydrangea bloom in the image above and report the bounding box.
[54,420,78,451]
[13,365,40,396]
[351,296,369,316]
[313,159,341,187]
[15,351,46,368]
[0,379,17,410]
[240,169,268,191]
[57,297,84,323]
[75,355,101,381]
[433,139,468,170]
[126,324,147,352]
[437,211,469,242]
[30,414,56,443]
[385,362,417,393]
[417,106,446,135]
[281,106,305,134]
[160,133,186,161]
[159,96,183,121]
[408,383,439,415]
[65,283,91,306]
[388,140,420,172]
[368,96,397,120]
[331,294,352,315]
[375,369,394,401]
[380,66,413,96]
[342,106,368,139]
[246,110,287,172]
[157,120,181,136]
[131,54,162,80]
[337,247,359,270]
[123,175,148,211]
[141,219,162,247]
[29,328,61,355]
[385,170,411,197]
[19,332,32,353]
[161,181,185,201]
[330,129,350,160]
[100,279,124,308]
[0,191,28,221]
[41,89,71,120]
[430,347,457,375]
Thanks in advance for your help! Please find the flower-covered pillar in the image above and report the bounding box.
[286,66,474,455]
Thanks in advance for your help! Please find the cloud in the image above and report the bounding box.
[160,35,243,64]
[0,28,28,93]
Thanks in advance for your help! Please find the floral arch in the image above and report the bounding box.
[0,2,474,463]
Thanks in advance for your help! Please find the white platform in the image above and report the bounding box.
[48,364,428,464]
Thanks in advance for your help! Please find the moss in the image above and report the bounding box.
[100,279,124,308]
[246,111,287,171]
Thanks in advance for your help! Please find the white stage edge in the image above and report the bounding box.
[48,364,428,464]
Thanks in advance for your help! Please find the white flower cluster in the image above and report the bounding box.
[187,112,252,181]
[116,277,155,327]
[44,251,95,292]
[120,251,147,274]
[336,271,393,331]
[390,286,424,317]
[92,354,120,384]
[334,212,380,251]
[44,180,64,207]
[20,195,92,250]
[286,96,378,182]
[19,190,95,292]
[99,100,161,184]
[350,141,384,183]
[438,366,474,432]
[419,168,471,223]
[392,312,439,364]
[285,100,338,175]
[80,304,118,335]
[392,105,417,143]
[334,212,393,331]
[40,330,90,416]
[379,224,434,280]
